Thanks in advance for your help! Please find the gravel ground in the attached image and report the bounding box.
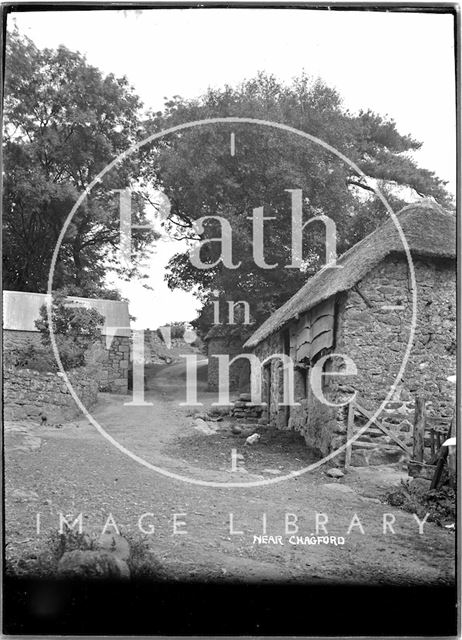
[4,361,456,586]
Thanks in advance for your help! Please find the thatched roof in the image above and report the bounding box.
[244,202,455,349]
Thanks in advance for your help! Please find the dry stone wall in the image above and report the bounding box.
[94,334,130,393]
[253,255,456,466]
[4,365,98,422]
[3,330,129,394]
[3,329,41,351]
[334,255,456,417]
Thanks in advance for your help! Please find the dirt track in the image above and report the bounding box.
[5,361,456,585]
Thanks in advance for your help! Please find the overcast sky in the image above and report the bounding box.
[10,8,456,328]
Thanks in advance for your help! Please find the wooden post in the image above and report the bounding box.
[345,400,354,468]
[413,395,426,463]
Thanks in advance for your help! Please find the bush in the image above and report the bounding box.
[6,529,168,580]
[385,480,456,527]
[35,290,105,369]
[123,533,167,580]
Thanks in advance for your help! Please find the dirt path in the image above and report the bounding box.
[5,362,455,585]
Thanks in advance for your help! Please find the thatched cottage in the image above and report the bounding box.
[244,202,456,466]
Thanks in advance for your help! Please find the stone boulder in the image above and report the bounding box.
[326,468,344,479]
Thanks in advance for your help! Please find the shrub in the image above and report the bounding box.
[35,290,105,369]
[6,529,168,580]
[385,480,456,527]
[123,532,167,580]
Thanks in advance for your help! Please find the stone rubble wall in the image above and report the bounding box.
[253,332,289,430]
[3,330,129,394]
[230,393,263,422]
[94,334,130,394]
[3,329,41,351]
[333,256,456,421]
[253,256,456,466]
[3,365,99,422]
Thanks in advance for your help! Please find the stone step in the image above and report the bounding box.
[353,426,399,437]
[352,440,403,451]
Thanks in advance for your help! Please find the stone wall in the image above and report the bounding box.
[3,330,129,394]
[253,255,456,464]
[4,365,99,422]
[254,332,289,429]
[93,335,130,394]
[334,255,456,418]
[289,370,339,458]
[3,329,41,351]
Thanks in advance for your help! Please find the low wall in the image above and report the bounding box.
[4,330,129,394]
[4,365,99,422]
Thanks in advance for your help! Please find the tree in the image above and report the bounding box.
[3,28,157,296]
[141,73,452,334]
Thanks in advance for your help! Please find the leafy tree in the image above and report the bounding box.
[141,73,452,334]
[3,28,157,296]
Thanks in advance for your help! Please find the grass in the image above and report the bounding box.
[385,480,456,527]
[6,528,168,580]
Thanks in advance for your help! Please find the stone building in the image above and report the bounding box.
[3,290,131,394]
[243,202,456,466]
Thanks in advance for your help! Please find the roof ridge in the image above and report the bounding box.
[244,202,454,349]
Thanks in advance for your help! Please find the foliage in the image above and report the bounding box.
[35,290,105,368]
[156,321,186,340]
[123,533,167,580]
[5,528,167,580]
[386,480,456,527]
[48,529,98,561]
[4,340,58,372]
[3,28,158,295]
[141,73,452,332]
[5,529,97,578]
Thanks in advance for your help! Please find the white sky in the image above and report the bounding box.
[10,8,456,328]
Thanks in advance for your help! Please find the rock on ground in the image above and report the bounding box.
[326,468,344,478]
[193,418,218,435]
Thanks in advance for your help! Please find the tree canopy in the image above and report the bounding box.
[3,32,452,332]
[3,29,156,297]
[141,73,452,334]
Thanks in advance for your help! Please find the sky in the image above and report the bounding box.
[10,8,456,328]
